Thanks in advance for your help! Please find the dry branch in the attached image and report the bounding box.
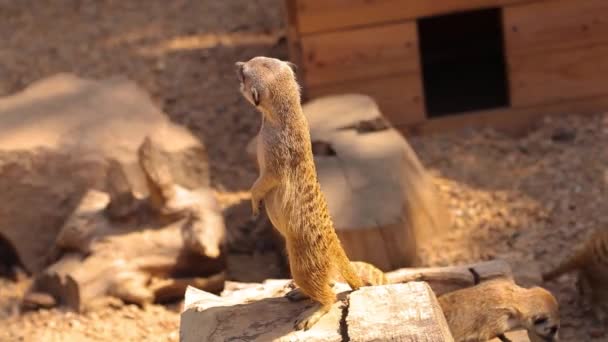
[386,259,513,296]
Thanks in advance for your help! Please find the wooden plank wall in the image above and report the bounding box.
[285,0,608,134]
[504,0,608,107]
[300,22,425,125]
[301,23,419,86]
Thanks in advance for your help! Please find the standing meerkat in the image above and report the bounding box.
[542,228,608,324]
[236,56,367,330]
[438,279,560,342]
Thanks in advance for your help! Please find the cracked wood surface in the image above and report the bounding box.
[180,281,453,342]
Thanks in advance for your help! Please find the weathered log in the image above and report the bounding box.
[248,94,451,270]
[386,259,513,296]
[25,137,225,311]
[27,188,226,311]
[180,281,454,342]
[0,74,210,273]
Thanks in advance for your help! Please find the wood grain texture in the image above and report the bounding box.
[294,0,532,34]
[504,0,608,106]
[307,75,425,126]
[504,0,608,54]
[301,22,419,86]
[347,282,454,342]
[508,44,608,106]
[386,260,513,296]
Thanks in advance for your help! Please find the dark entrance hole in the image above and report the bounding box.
[418,8,510,117]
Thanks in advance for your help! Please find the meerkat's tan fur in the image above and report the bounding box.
[236,56,367,330]
[438,279,560,342]
[543,228,608,324]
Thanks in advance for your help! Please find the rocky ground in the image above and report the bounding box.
[0,1,606,341]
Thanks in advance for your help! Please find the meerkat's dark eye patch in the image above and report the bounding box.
[533,317,548,325]
[251,87,260,106]
[548,326,558,336]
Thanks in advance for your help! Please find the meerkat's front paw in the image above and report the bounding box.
[286,288,309,301]
[294,314,317,331]
[294,304,330,331]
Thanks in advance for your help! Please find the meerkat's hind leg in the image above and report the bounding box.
[291,272,335,330]
[286,281,336,301]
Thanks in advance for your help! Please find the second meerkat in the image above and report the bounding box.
[543,228,608,324]
[236,56,366,330]
[439,279,560,342]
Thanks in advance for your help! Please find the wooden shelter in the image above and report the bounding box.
[284,0,608,134]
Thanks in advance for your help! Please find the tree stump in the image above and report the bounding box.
[0,74,210,274]
[247,94,451,270]
[24,138,226,311]
[180,281,453,342]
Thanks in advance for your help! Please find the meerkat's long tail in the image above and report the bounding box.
[335,248,364,290]
[349,261,389,286]
[542,252,585,281]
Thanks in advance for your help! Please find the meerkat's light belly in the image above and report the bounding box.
[264,187,290,236]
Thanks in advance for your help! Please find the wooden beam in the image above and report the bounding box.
[295,0,536,35]
[300,22,420,87]
[400,94,608,136]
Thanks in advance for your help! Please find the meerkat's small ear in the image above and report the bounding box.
[285,61,298,73]
[235,61,245,79]
[251,87,260,106]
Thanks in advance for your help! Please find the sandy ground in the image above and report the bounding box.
[0,1,607,341]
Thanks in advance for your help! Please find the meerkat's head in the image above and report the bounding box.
[235,56,299,118]
[521,287,560,342]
